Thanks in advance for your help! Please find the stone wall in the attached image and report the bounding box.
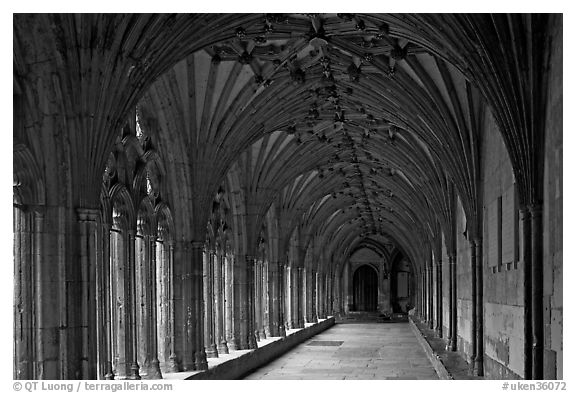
[480,108,525,379]
[542,16,563,380]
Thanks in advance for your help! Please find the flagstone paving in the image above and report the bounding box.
[243,322,439,380]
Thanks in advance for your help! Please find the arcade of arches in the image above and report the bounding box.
[13,14,562,380]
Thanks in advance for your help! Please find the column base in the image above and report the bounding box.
[195,351,208,370]
[264,327,271,338]
[227,337,238,351]
[248,333,258,349]
[217,341,229,354]
[259,329,267,340]
[181,360,195,372]
[104,361,114,380]
[474,358,484,376]
[255,330,260,341]
[205,345,218,358]
[128,363,141,380]
[141,359,162,380]
[278,325,286,338]
[167,353,181,373]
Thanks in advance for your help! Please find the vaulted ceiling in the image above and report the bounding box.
[14,13,554,268]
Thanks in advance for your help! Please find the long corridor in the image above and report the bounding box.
[243,322,439,380]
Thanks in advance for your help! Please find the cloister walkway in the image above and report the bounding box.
[243,321,439,380]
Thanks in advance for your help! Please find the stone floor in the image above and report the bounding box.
[243,321,439,380]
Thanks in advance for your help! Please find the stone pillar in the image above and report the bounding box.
[111,227,140,380]
[343,263,351,313]
[435,257,443,337]
[316,272,324,319]
[146,236,162,378]
[178,242,195,371]
[14,207,34,379]
[306,268,318,323]
[110,228,122,376]
[427,262,434,329]
[126,230,141,379]
[77,209,101,379]
[294,267,303,328]
[254,259,262,341]
[473,238,484,376]
[447,253,457,351]
[530,204,543,380]
[224,254,237,350]
[262,261,271,338]
[203,249,218,358]
[246,256,258,349]
[235,255,257,349]
[135,235,150,377]
[191,242,208,370]
[285,266,292,330]
[271,261,286,337]
[520,208,532,379]
[299,267,306,327]
[422,270,426,320]
[99,222,114,379]
[470,239,478,373]
[157,241,178,373]
[214,250,228,354]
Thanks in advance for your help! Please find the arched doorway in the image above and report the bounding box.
[352,265,378,311]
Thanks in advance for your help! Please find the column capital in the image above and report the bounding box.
[77,207,101,222]
[190,241,204,249]
[528,203,543,216]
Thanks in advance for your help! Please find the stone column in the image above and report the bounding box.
[435,257,443,337]
[298,267,305,327]
[14,207,34,379]
[520,208,532,379]
[224,254,237,350]
[246,256,258,349]
[178,242,195,371]
[470,239,478,373]
[292,267,300,328]
[157,241,178,373]
[333,272,340,315]
[473,238,484,376]
[447,253,457,351]
[192,242,208,370]
[316,272,324,319]
[135,234,150,376]
[530,204,543,380]
[147,236,162,378]
[99,222,114,379]
[77,209,101,379]
[274,261,286,337]
[203,249,218,357]
[421,268,427,321]
[306,269,318,323]
[214,250,228,354]
[111,227,140,380]
[285,266,292,330]
[126,230,141,379]
[427,262,434,329]
[262,261,271,338]
[254,259,262,341]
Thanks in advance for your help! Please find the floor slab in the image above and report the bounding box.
[243,321,440,380]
